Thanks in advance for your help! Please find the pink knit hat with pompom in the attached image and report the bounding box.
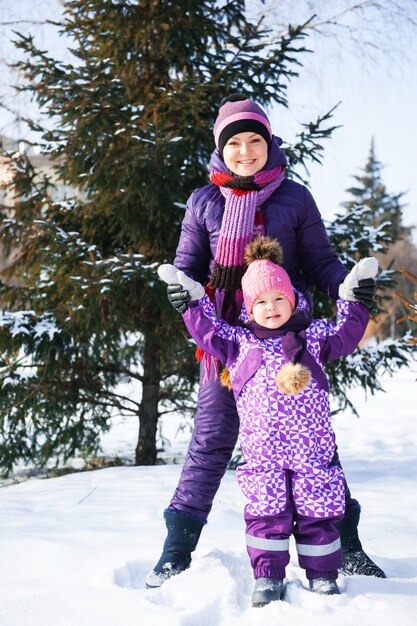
[241,238,295,313]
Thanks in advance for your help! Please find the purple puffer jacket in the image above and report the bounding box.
[183,294,369,519]
[175,137,348,311]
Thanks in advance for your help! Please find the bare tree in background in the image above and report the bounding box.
[2,0,417,137]
[396,269,417,349]
[376,239,417,339]
[0,0,65,136]
[251,0,417,60]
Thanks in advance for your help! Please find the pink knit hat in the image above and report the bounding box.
[241,238,295,313]
[213,94,272,154]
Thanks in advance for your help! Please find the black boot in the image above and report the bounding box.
[336,502,386,578]
[340,549,386,578]
[145,509,205,588]
[251,578,285,607]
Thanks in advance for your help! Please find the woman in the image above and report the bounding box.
[145,94,385,588]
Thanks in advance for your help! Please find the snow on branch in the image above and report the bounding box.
[0,310,59,340]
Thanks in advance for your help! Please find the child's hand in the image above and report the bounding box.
[338,257,378,308]
[158,264,205,313]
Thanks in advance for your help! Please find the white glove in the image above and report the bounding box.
[338,257,379,301]
[157,264,205,301]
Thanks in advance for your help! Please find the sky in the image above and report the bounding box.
[280,50,417,235]
[0,366,416,626]
[256,2,417,237]
[0,0,416,239]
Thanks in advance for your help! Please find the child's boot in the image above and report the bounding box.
[145,509,205,588]
[309,577,340,595]
[251,577,284,607]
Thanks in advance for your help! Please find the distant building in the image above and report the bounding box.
[0,134,61,276]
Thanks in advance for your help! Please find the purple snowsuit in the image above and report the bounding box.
[169,138,350,521]
[182,294,369,579]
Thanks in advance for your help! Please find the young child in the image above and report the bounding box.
[158,236,377,607]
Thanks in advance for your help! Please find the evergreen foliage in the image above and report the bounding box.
[0,0,340,475]
[341,138,410,241]
[320,202,412,416]
[1,3,411,475]
[341,138,417,340]
[312,142,414,416]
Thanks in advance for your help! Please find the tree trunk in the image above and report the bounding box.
[135,328,161,465]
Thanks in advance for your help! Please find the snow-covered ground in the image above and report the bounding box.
[1,366,417,626]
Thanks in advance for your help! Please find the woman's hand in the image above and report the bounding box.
[158,264,205,313]
[167,284,191,314]
[338,257,378,309]
[352,278,377,309]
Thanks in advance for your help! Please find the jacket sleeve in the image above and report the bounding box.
[173,191,212,285]
[182,295,241,366]
[318,300,369,365]
[297,187,348,300]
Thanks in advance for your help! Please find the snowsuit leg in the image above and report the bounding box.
[294,514,343,579]
[244,500,292,580]
[168,363,239,520]
[243,468,343,580]
[291,468,344,579]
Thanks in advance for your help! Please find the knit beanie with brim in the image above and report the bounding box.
[213,93,272,154]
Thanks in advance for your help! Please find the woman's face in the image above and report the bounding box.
[223,131,268,177]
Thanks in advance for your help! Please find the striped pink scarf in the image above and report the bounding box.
[209,166,286,290]
[198,165,285,383]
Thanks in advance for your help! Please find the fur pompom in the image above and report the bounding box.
[276,362,311,395]
[220,367,233,390]
[220,93,247,106]
[244,236,283,266]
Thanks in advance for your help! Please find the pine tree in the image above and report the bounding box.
[342,138,410,241]
[315,203,411,415]
[311,143,414,416]
[0,1,340,475]
[341,138,415,338]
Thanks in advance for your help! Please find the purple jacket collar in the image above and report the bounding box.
[245,311,329,393]
[246,309,311,339]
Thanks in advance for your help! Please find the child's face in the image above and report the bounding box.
[251,290,293,329]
